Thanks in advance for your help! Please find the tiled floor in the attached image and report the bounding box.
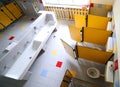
[23,20,113,87]
[0,15,35,58]
[0,18,113,87]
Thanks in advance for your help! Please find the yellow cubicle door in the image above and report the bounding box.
[60,70,72,87]
[6,2,22,19]
[60,81,69,87]
[83,28,112,46]
[13,2,23,13]
[0,10,12,27]
[68,25,81,42]
[0,24,4,30]
[0,6,16,21]
[61,39,75,58]
[74,14,86,29]
[77,46,113,64]
[88,15,110,30]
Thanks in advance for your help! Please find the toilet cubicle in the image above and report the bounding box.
[68,25,112,45]
[74,14,111,30]
[74,14,86,29]
[60,69,100,87]
[82,27,112,46]
[61,6,114,85]
[68,26,113,64]
[67,13,114,64]
[0,1,23,30]
[87,14,111,30]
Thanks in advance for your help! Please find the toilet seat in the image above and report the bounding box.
[87,67,100,78]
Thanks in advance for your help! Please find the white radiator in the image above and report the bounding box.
[44,6,89,20]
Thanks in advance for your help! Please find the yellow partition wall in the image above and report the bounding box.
[61,39,75,58]
[74,14,86,29]
[0,24,4,30]
[13,2,23,13]
[68,25,81,42]
[0,10,12,27]
[60,81,69,87]
[60,70,72,87]
[83,28,112,46]
[1,6,16,21]
[6,2,22,19]
[88,15,110,30]
[77,46,113,64]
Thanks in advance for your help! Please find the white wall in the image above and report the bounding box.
[113,0,120,86]
[43,0,90,6]
[113,0,120,63]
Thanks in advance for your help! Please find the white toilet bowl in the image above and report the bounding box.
[87,61,113,82]
[87,67,100,79]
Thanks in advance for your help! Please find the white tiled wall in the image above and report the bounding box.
[113,0,120,86]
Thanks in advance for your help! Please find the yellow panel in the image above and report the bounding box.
[60,82,69,87]
[61,39,75,58]
[70,70,76,77]
[60,70,72,87]
[68,25,81,42]
[1,6,16,21]
[83,27,112,46]
[74,14,86,29]
[6,2,22,19]
[64,76,71,83]
[77,46,113,64]
[88,15,110,30]
[0,24,4,30]
[65,70,72,78]
[0,11,12,27]
[13,2,23,13]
